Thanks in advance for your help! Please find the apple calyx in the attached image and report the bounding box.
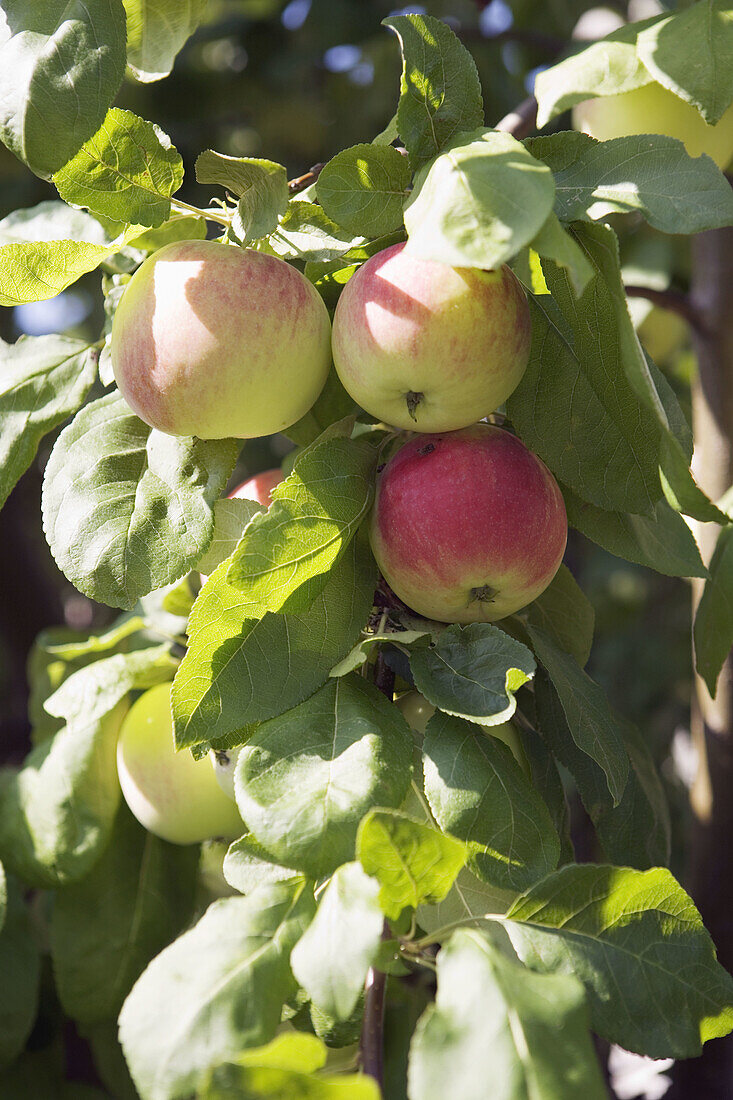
[405,391,424,420]
[470,584,498,605]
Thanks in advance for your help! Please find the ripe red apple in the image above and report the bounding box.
[331,243,530,432]
[111,239,331,439]
[229,468,283,507]
[369,425,567,623]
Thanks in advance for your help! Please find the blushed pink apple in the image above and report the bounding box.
[229,468,283,506]
[369,425,567,623]
[111,240,331,439]
[331,243,530,432]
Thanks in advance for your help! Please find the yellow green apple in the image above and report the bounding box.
[573,82,733,169]
[116,683,245,845]
[370,425,567,623]
[331,242,530,432]
[111,239,331,439]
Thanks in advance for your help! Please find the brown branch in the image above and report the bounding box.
[494,96,538,140]
[624,284,703,332]
[288,162,326,195]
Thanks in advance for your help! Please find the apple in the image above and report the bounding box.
[573,82,733,169]
[210,746,241,801]
[111,239,331,439]
[369,425,567,623]
[116,682,245,845]
[396,690,528,773]
[230,468,283,507]
[331,242,530,432]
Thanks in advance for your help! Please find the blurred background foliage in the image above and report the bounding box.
[0,0,694,896]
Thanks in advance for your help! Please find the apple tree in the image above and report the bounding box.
[1,2,733,1098]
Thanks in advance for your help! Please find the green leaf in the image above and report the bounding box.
[0,876,40,1069]
[408,929,606,1100]
[226,436,375,615]
[0,335,96,512]
[404,128,555,271]
[507,276,662,518]
[42,391,237,610]
[330,628,428,678]
[526,625,629,805]
[54,108,184,228]
[0,0,127,178]
[125,214,207,252]
[51,803,198,1025]
[195,498,264,577]
[528,131,733,235]
[202,1059,380,1099]
[290,862,382,1021]
[424,712,560,892]
[530,211,593,296]
[119,881,315,1100]
[534,672,670,869]
[27,615,147,743]
[505,864,733,1058]
[525,565,595,668]
[173,529,376,748]
[410,624,536,727]
[565,484,708,578]
[383,13,483,170]
[223,836,301,895]
[519,731,574,865]
[315,143,410,237]
[695,524,733,698]
[636,2,733,124]
[196,151,288,244]
[0,236,128,306]
[534,22,654,128]
[267,201,362,263]
[356,809,467,920]
[284,368,359,447]
[234,675,413,878]
[416,866,517,937]
[123,0,209,83]
[0,199,111,246]
[0,645,175,887]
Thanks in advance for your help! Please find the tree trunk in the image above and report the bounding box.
[671,225,733,1099]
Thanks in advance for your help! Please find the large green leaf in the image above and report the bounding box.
[505,864,733,1058]
[694,524,733,698]
[404,128,555,271]
[383,13,483,170]
[173,531,376,749]
[533,672,670,869]
[234,674,413,878]
[0,335,96,512]
[524,565,594,668]
[357,809,467,920]
[528,131,733,234]
[565,485,707,578]
[266,201,362,263]
[51,804,198,1025]
[636,1,733,124]
[123,0,209,83]
[54,108,184,228]
[0,234,128,306]
[408,930,606,1100]
[315,143,411,237]
[119,882,315,1100]
[0,0,127,178]
[195,498,263,578]
[416,866,517,937]
[534,21,654,127]
[0,645,175,887]
[410,624,535,727]
[42,391,237,610]
[423,712,560,892]
[0,876,40,1069]
[226,435,375,616]
[526,625,629,805]
[223,835,300,896]
[290,862,382,1021]
[507,280,663,518]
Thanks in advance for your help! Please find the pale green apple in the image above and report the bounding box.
[209,746,241,801]
[573,81,733,169]
[117,683,245,845]
[111,239,331,439]
[331,242,530,432]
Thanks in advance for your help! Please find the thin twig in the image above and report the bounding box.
[288,162,326,194]
[624,284,703,332]
[494,96,538,139]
